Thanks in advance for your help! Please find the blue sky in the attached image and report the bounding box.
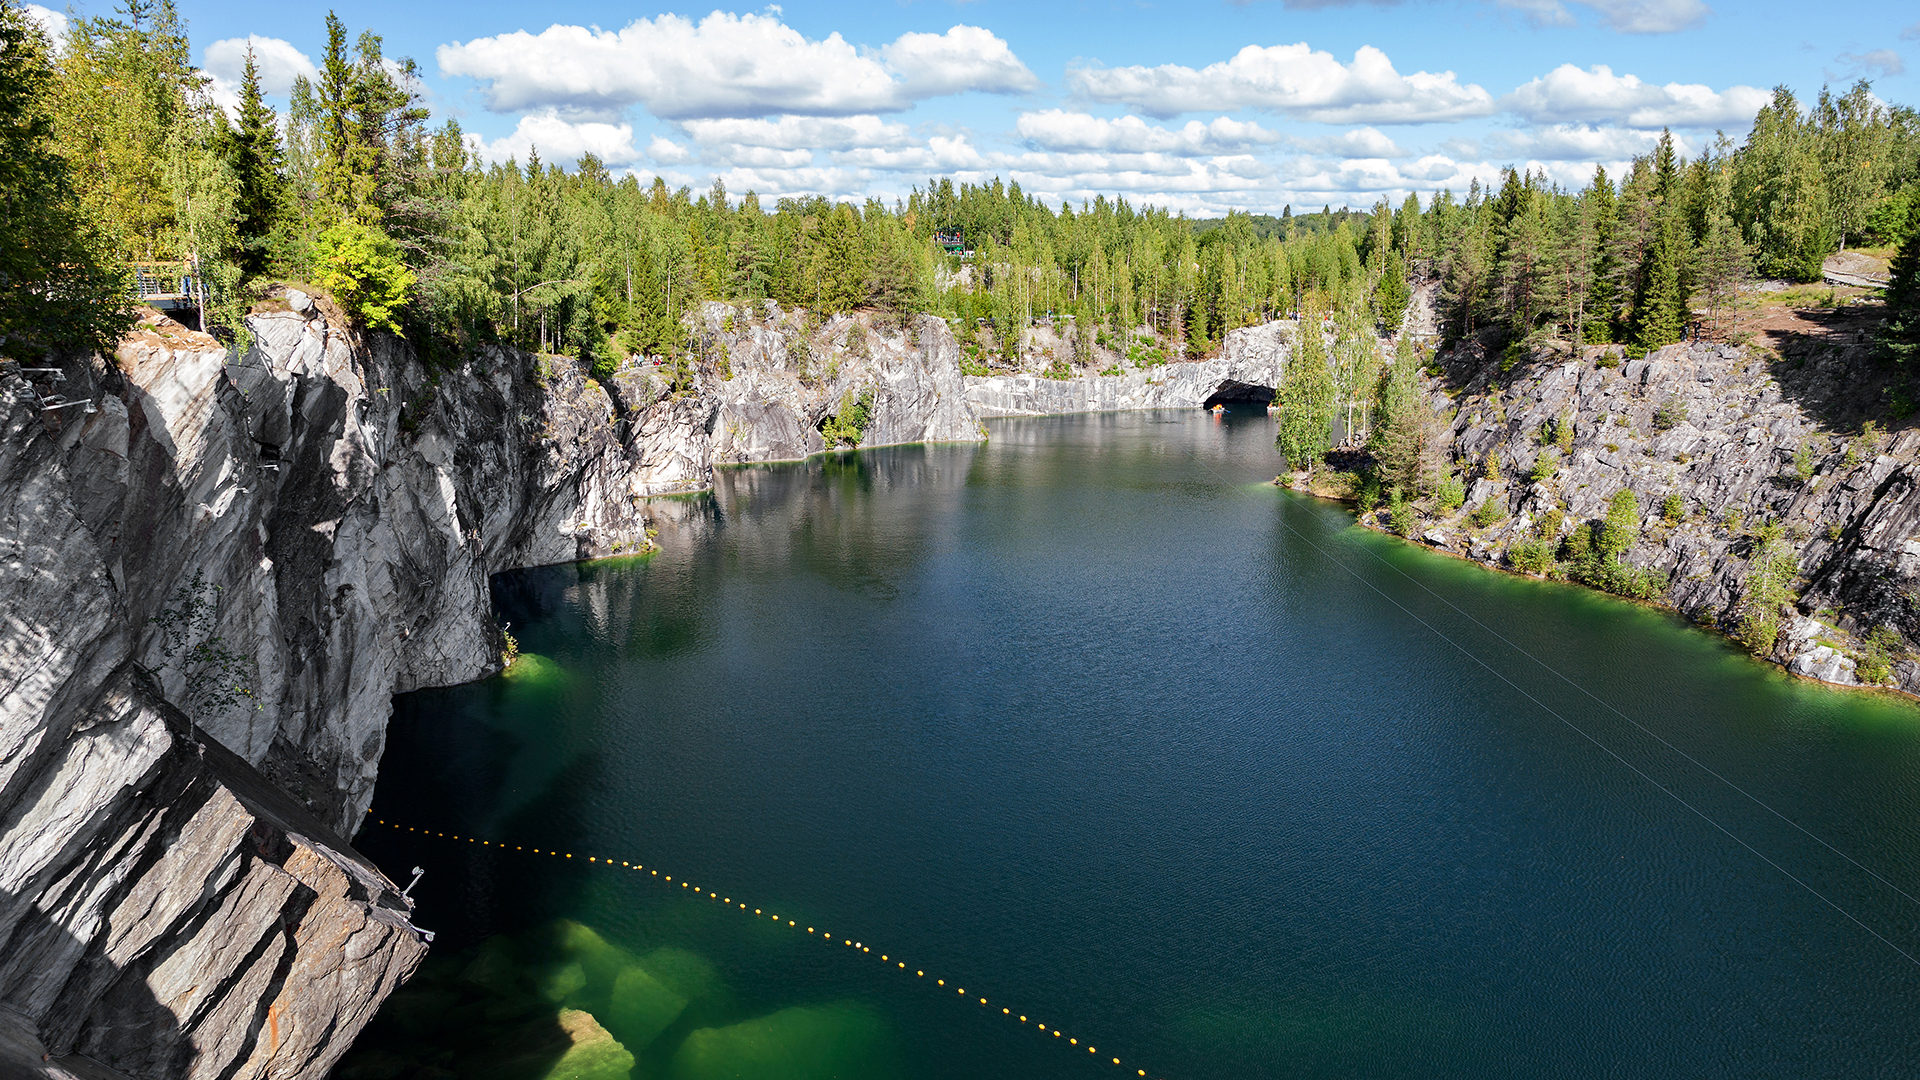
[26,0,1920,214]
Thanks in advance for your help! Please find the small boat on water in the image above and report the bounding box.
[1210,404,1226,414]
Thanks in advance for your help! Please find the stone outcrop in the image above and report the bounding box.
[18,309,653,834]
[963,321,1291,417]
[1387,330,1920,693]
[0,670,425,1080]
[1,300,652,1079]
[611,302,991,494]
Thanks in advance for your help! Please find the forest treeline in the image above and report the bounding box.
[3,0,1920,395]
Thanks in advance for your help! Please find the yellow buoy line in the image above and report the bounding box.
[369,815,1165,1078]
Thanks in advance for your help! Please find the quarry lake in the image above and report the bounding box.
[350,407,1920,1080]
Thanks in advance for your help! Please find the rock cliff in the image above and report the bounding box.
[1384,329,1920,693]
[1,297,1295,1078]
[963,321,1292,417]
[1,295,654,1078]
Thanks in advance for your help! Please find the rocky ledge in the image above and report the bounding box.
[1370,331,1920,694]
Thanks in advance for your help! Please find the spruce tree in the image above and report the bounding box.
[315,12,361,218]
[1635,218,1688,351]
[1882,226,1920,363]
[1275,297,1335,470]
[1584,166,1618,343]
[818,203,866,314]
[1695,165,1751,341]
[224,47,285,276]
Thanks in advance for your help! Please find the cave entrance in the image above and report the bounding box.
[1202,381,1275,409]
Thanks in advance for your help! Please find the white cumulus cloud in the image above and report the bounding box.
[880,25,1042,98]
[1484,123,1669,160]
[23,3,67,47]
[1292,127,1409,158]
[438,13,1036,120]
[680,115,917,152]
[470,113,644,166]
[1574,0,1711,33]
[1068,42,1496,123]
[1501,64,1769,128]
[203,36,320,94]
[1016,110,1280,155]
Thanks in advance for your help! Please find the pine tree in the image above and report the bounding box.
[1696,164,1752,341]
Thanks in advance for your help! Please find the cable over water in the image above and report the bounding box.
[1184,443,1920,971]
[368,814,1170,1079]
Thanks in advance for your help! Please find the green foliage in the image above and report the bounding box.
[1436,474,1466,513]
[0,2,129,357]
[1275,298,1336,470]
[1508,537,1558,575]
[1735,537,1799,655]
[1042,357,1070,380]
[1885,221,1920,363]
[1854,625,1905,685]
[313,219,415,332]
[1562,490,1666,600]
[1469,498,1509,528]
[1529,449,1559,484]
[1661,491,1685,525]
[1599,488,1640,557]
[147,572,257,720]
[25,2,1914,384]
[1388,488,1417,537]
[1371,250,1411,332]
[1370,334,1441,494]
[1126,334,1167,368]
[221,47,286,277]
[1552,412,1575,454]
[1651,399,1688,430]
[818,389,874,448]
[1793,442,1817,480]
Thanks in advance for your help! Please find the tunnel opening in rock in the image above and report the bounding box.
[1202,381,1275,408]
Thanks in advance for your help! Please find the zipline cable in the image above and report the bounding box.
[1180,439,1920,970]
[1316,496,1920,910]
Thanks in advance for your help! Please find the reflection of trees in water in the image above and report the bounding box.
[701,445,976,606]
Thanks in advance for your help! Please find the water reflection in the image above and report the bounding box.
[348,407,1920,1080]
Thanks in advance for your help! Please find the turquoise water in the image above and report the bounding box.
[345,407,1920,1080]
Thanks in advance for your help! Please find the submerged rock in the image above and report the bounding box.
[667,1002,898,1080]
